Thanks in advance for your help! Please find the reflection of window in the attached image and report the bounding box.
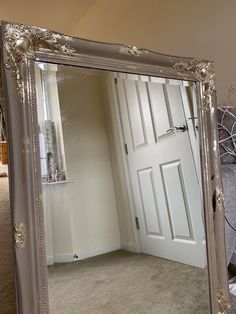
[36,63,67,183]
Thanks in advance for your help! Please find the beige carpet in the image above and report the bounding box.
[48,250,210,314]
[0,175,16,313]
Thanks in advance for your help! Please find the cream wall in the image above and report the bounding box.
[43,184,74,264]
[102,74,137,252]
[0,1,235,105]
[40,66,137,262]
[35,64,75,264]
[0,0,97,33]
[57,67,121,257]
[69,0,236,106]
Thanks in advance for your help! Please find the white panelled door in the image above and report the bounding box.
[115,74,205,268]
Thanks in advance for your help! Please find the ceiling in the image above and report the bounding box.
[0,0,98,33]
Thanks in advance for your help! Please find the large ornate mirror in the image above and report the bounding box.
[0,21,231,313]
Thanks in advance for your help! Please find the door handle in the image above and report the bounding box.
[166,124,187,133]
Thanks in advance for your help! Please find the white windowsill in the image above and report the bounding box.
[42,180,75,186]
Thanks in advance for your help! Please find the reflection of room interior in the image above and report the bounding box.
[35,64,210,313]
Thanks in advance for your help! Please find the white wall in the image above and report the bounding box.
[102,74,137,252]
[35,64,75,264]
[69,0,236,106]
[57,66,121,258]
[43,184,74,264]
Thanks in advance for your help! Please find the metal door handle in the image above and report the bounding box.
[166,124,187,133]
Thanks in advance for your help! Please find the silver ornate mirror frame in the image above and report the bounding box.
[0,21,231,313]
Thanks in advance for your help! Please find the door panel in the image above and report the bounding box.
[136,82,156,144]
[123,80,147,150]
[137,167,162,237]
[166,84,186,125]
[160,160,194,241]
[147,82,172,140]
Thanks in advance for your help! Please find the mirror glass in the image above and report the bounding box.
[35,62,210,313]
[218,107,236,311]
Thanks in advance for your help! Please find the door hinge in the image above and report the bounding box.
[135,217,140,230]
[114,78,118,84]
[124,143,128,155]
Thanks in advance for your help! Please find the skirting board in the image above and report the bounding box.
[47,256,54,265]
[47,253,74,265]
[74,244,121,261]
[46,243,138,265]
[121,242,140,253]
[47,244,122,265]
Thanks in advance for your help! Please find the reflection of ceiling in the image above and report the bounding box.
[0,0,98,33]
[56,64,105,85]
[36,62,105,86]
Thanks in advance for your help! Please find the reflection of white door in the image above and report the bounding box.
[116,75,205,268]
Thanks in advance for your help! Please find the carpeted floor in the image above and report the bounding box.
[48,250,210,314]
[0,172,16,313]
